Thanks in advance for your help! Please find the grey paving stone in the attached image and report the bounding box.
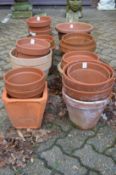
[110,60,116,68]
[0,167,15,175]
[23,158,51,175]
[105,147,116,161]
[73,145,116,175]
[89,172,99,175]
[57,128,94,154]
[41,146,87,175]
[87,126,116,152]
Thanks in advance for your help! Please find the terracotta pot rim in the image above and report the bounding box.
[16,37,50,56]
[27,16,51,28]
[62,89,110,104]
[4,67,45,87]
[55,22,94,34]
[63,61,114,87]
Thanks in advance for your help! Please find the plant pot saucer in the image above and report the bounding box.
[16,37,50,56]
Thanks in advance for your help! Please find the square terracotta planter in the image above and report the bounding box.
[2,83,48,129]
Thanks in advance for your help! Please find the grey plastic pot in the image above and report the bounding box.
[62,90,110,130]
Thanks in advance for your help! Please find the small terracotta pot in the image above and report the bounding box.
[28,27,51,35]
[2,83,48,129]
[63,82,113,101]
[56,22,94,40]
[60,33,96,53]
[63,90,109,129]
[63,62,115,91]
[4,67,45,92]
[6,83,45,99]
[28,34,55,49]
[67,61,111,83]
[27,16,51,28]
[61,51,100,69]
[16,37,50,56]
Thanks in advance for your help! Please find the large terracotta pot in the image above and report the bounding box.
[63,61,115,91]
[16,37,50,56]
[60,33,96,53]
[61,51,100,69]
[4,67,45,92]
[2,83,48,129]
[63,90,109,129]
[55,22,94,40]
[27,16,51,28]
[63,82,113,101]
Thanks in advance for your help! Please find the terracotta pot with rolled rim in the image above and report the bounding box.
[55,22,94,40]
[67,61,111,83]
[62,62,115,91]
[6,83,45,99]
[28,34,55,49]
[27,16,51,28]
[60,33,96,53]
[61,51,100,69]
[4,67,45,92]
[63,81,113,101]
[16,37,50,56]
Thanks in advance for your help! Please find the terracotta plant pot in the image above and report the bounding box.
[56,22,94,40]
[10,48,53,76]
[67,61,111,83]
[60,33,96,53]
[27,16,51,28]
[63,82,113,101]
[16,37,50,56]
[2,83,48,129]
[28,28,51,35]
[4,67,45,92]
[63,90,109,129]
[61,51,100,69]
[63,61,115,91]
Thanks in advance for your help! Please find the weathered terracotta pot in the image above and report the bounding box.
[63,82,113,101]
[4,67,45,92]
[28,34,55,49]
[56,22,94,40]
[63,90,109,129]
[67,61,111,83]
[63,62,115,91]
[16,37,50,56]
[27,16,51,28]
[10,48,53,76]
[60,33,96,53]
[61,51,100,69]
[2,83,48,129]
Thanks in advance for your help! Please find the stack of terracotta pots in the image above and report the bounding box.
[58,51,100,75]
[27,16,51,35]
[62,60,115,129]
[2,67,48,128]
[10,37,52,75]
[60,33,96,53]
[55,22,94,40]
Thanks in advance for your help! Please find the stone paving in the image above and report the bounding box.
[0,7,116,175]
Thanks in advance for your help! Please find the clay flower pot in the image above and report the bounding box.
[28,26,51,35]
[10,48,53,76]
[4,67,45,92]
[62,90,109,129]
[67,61,111,83]
[27,16,51,28]
[16,37,50,56]
[55,22,94,40]
[63,61,115,92]
[2,83,48,129]
[63,81,113,101]
[61,51,100,68]
[60,33,96,53]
